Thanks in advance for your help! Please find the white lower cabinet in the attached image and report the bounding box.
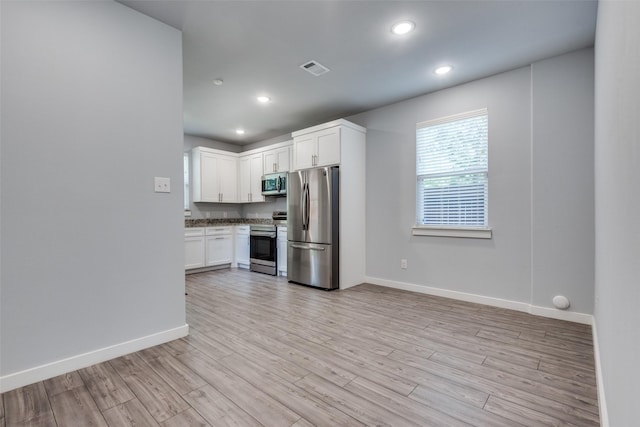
[185,228,205,270]
[185,226,234,271]
[205,227,232,266]
[235,225,250,269]
[277,226,287,276]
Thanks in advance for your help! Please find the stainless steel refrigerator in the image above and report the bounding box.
[287,167,339,290]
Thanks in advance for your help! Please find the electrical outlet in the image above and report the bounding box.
[223,212,228,218]
[154,177,170,193]
[401,259,408,269]
[205,212,211,218]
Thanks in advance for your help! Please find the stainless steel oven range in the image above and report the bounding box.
[249,224,277,275]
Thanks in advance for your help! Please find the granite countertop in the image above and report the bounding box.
[185,218,279,228]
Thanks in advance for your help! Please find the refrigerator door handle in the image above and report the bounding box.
[305,183,310,230]
[301,183,309,230]
[291,244,326,251]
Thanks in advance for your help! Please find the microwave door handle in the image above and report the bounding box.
[276,176,281,192]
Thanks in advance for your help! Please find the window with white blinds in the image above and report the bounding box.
[416,109,488,228]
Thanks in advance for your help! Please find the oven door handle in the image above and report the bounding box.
[250,231,277,238]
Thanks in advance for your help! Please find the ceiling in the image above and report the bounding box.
[119,0,597,145]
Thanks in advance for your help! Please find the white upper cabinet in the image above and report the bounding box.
[191,141,291,204]
[238,152,264,203]
[217,155,238,202]
[192,147,238,203]
[292,125,341,170]
[263,145,291,173]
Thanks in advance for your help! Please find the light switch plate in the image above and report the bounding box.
[154,177,170,193]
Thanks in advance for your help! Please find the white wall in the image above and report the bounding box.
[531,49,595,313]
[593,1,640,425]
[348,48,594,317]
[241,198,287,219]
[0,1,186,389]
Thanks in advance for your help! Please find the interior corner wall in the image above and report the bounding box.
[349,48,594,316]
[0,1,186,386]
[531,48,595,314]
[594,1,640,425]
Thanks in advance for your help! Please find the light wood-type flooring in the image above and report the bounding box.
[1,269,599,426]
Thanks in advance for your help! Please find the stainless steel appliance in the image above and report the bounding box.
[287,166,339,290]
[272,210,287,226]
[261,172,287,197]
[250,224,277,275]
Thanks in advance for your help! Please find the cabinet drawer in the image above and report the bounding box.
[206,226,232,236]
[185,227,205,237]
[235,225,250,235]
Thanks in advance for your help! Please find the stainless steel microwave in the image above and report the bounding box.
[261,172,287,197]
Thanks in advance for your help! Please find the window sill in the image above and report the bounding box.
[412,226,492,239]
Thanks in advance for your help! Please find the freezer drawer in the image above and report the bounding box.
[287,242,338,290]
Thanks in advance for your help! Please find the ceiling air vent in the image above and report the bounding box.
[300,60,330,77]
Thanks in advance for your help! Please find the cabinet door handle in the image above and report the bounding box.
[215,237,225,240]
[273,163,277,172]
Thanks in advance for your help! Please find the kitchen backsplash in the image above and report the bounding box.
[241,197,286,218]
[186,197,286,220]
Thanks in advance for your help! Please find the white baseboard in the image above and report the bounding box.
[364,276,593,325]
[0,324,189,393]
[592,320,609,427]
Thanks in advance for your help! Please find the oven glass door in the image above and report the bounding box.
[250,234,277,264]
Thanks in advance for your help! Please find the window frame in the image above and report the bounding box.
[413,108,492,239]
[184,152,191,216]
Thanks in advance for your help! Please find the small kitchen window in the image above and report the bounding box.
[413,108,491,238]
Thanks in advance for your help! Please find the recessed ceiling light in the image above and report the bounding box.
[213,78,224,86]
[257,96,271,103]
[434,65,453,75]
[391,21,415,35]
[235,129,245,135]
